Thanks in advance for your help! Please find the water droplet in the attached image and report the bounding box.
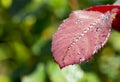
[59,24,63,27]
[74,19,81,24]
[83,30,87,33]
[89,23,95,28]
[72,42,75,45]
[96,27,100,32]
[75,39,78,42]
[72,37,79,43]
[67,47,70,50]
[93,49,97,54]
[77,52,81,55]
[63,19,67,23]
[79,58,85,62]
[93,46,101,54]
[81,33,84,36]
[72,39,78,43]
[78,36,82,39]
[86,27,90,31]
[70,44,73,47]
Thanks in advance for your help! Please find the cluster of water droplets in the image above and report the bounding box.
[62,12,110,65]
[74,19,82,24]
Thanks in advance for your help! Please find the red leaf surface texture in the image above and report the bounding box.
[51,10,112,68]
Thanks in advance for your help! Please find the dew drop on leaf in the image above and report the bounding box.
[79,58,85,62]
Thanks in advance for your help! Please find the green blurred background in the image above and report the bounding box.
[0,0,120,82]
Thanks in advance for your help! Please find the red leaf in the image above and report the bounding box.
[51,10,112,68]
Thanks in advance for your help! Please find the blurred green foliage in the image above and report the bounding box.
[0,0,120,82]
